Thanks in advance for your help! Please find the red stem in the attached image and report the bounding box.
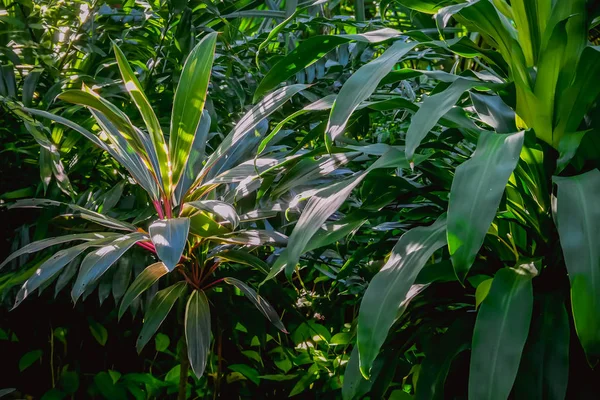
[136,241,157,253]
[164,196,173,219]
[198,262,220,286]
[153,200,165,219]
[201,278,225,291]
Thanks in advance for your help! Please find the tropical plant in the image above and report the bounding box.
[0,31,314,396]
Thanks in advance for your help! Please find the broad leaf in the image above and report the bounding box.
[554,169,600,359]
[185,290,211,378]
[136,282,187,352]
[149,218,190,271]
[405,78,482,161]
[255,29,402,101]
[187,200,239,230]
[13,235,119,308]
[448,131,525,281]
[170,32,218,191]
[223,277,286,332]
[357,214,447,377]
[71,233,146,302]
[469,264,536,400]
[119,262,169,319]
[326,40,417,143]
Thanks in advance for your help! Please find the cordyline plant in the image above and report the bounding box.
[0,32,304,383]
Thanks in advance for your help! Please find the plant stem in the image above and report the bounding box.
[178,334,190,400]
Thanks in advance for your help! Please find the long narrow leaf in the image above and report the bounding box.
[185,290,211,378]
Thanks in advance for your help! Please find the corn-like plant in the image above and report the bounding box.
[0,32,307,380]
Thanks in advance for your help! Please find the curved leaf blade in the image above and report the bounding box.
[469,264,536,400]
[223,277,286,333]
[136,282,187,352]
[185,290,211,379]
[119,262,169,320]
[326,40,418,143]
[187,200,240,230]
[448,131,525,281]
[113,43,169,192]
[170,32,218,191]
[71,233,146,303]
[149,218,190,271]
[554,169,600,359]
[357,214,447,377]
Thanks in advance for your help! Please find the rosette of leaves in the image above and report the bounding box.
[1,32,305,380]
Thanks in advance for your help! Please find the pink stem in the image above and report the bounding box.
[136,240,157,253]
[153,200,165,219]
[164,197,173,219]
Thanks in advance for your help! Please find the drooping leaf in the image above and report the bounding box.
[469,263,536,400]
[405,78,482,161]
[358,214,447,377]
[223,277,286,333]
[0,232,119,270]
[119,262,169,320]
[185,290,211,378]
[149,218,190,271]
[448,131,525,281]
[326,40,418,144]
[254,28,402,101]
[212,250,269,275]
[136,282,187,352]
[13,235,119,309]
[554,169,600,360]
[71,233,146,303]
[284,149,423,278]
[170,32,218,191]
[194,84,307,190]
[187,200,240,230]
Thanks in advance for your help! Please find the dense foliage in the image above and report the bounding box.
[1,0,600,399]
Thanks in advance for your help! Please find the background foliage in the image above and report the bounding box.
[1,0,600,399]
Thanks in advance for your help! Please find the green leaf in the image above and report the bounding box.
[514,295,570,400]
[119,262,169,320]
[195,84,307,190]
[475,278,493,309]
[72,233,146,302]
[326,40,417,143]
[470,92,516,134]
[89,318,108,346]
[170,32,218,191]
[13,235,119,309]
[174,110,211,204]
[405,78,481,161]
[1,232,119,270]
[556,130,589,173]
[415,316,473,400]
[149,218,190,271]
[254,28,402,101]
[358,214,447,377]
[19,349,42,371]
[554,169,600,360]
[185,290,211,378]
[136,282,187,352]
[223,277,287,333]
[155,333,170,352]
[469,263,536,400]
[212,250,269,275]
[448,131,525,281]
[187,200,239,230]
[228,364,260,385]
[284,149,423,278]
[113,43,169,192]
